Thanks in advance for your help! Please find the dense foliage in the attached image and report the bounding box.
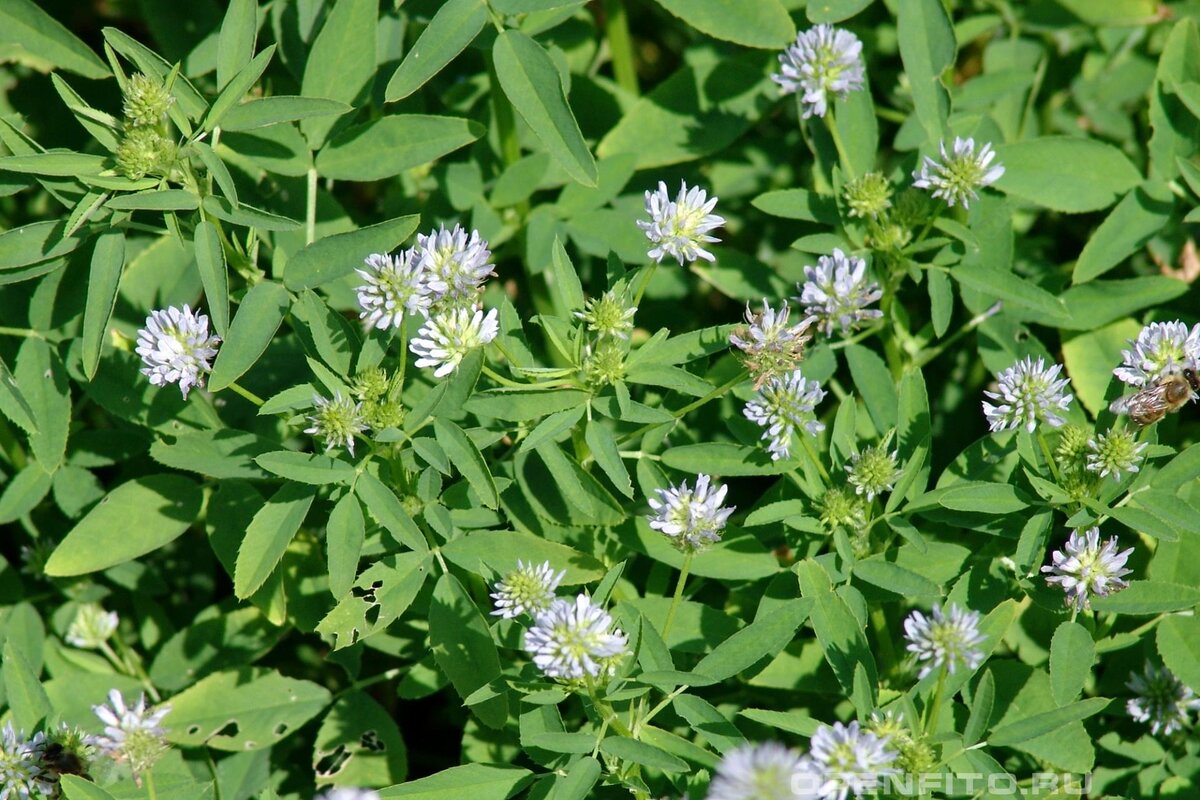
[0,0,1199,799]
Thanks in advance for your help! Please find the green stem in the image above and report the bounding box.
[305,167,318,246]
[631,262,658,308]
[824,109,855,179]
[602,0,639,96]
[225,381,265,407]
[800,434,831,485]
[924,668,947,735]
[869,605,896,677]
[481,364,530,388]
[1036,429,1062,484]
[0,326,41,338]
[334,667,402,701]
[661,553,692,641]
[911,301,1002,368]
[488,57,521,166]
[145,771,158,800]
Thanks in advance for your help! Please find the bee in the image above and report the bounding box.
[40,741,92,784]
[1109,367,1200,427]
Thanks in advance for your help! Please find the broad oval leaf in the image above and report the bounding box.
[315,116,485,181]
[650,0,795,49]
[994,137,1142,214]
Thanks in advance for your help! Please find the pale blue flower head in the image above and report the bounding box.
[773,24,866,119]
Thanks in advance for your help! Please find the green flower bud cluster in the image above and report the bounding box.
[116,73,176,180]
[351,367,406,429]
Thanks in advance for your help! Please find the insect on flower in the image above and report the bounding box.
[1109,366,1200,427]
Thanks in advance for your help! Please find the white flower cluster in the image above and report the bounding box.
[1126,661,1200,737]
[92,689,172,778]
[638,181,725,265]
[1042,527,1133,612]
[981,356,1073,433]
[647,473,736,551]
[744,370,828,461]
[912,137,1005,209]
[796,249,883,337]
[65,603,119,649]
[1113,320,1200,387]
[135,304,220,399]
[0,722,52,800]
[903,603,986,679]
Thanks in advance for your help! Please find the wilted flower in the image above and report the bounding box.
[845,442,900,501]
[491,560,565,619]
[796,250,883,337]
[414,224,495,304]
[744,370,827,461]
[135,304,220,399]
[843,172,892,220]
[576,290,636,339]
[707,741,817,800]
[903,603,986,679]
[912,137,1004,209]
[809,721,897,800]
[355,250,434,331]
[523,594,628,680]
[0,723,49,800]
[1127,661,1200,737]
[730,300,816,386]
[409,305,499,378]
[637,181,725,265]
[1085,428,1147,480]
[305,393,368,455]
[93,690,172,780]
[1113,320,1200,387]
[772,24,866,119]
[122,73,174,128]
[981,356,1073,433]
[647,474,735,552]
[66,603,119,649]
[1042,527,1133,612]
[315,789,381,800]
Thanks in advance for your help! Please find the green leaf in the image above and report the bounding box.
[217,0,258,90]
[1157,616,1200,693]
[149,429,274,480]
[951,263,1067,320]
[327,492,365,599]
[300,0,377,148]
[988,697,1110,747]
[585,419,633,498]
[0,152,106,176]
[316,553,430,649]
[845,344,897,432]
[1059,276,1189,332]
[0,356,36,434]
[994,137,1142,213]
[430,573,507,728]
[254,451,356,485]
[807,0,875,23]
[192,140,239,207]
[897,0,954,143]
[166,668,331,751]
[649,0,794,48]
[14,338,69,471]
[928,267,953,337]
[206,44,276,132]
[233,482,317,599]
[963,668,994,746]
[220,97,353,132]
[797,560,877,706]
[549,756,600,800]
[1073,182,1175,283]
[0,0,109,79]
[853,558,942,599]
[59,776,117,800]
[0,463,52,524]
[202,196,301,231]
[434,419,498,509]
[284,215,420,290]
[599,737,688,772]
[377,764,532,799]
[2,639,51,732]
[751,188,840,223]
[106,189,200,211]
[354,472,429,554]
[1061,319,1141,416]
[193,221,230,338]
[492,31,597,187]
[82,231,125,380]
[44,475,203,576]
[1050,621,1094,706]
[661,443,792,476]
[0,220,86,271]
[313,692,408,787]
[208,280,291,392]
[385,0,487,102]
[315,116,486,181]
[548,238,585,318]
[692,598,810,681]
[464,388,590,420]
[441,530,606,584]
[1091,581,1200,615]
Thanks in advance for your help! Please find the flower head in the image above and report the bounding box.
[744,369,827,461]
[409,306,499,378]
[123,73,174,128]
[305,393,368,455]
[491,560,565,619]
[135,304,220,399]
[576,290,636,339]
[817,486,868,533]
[1085,428,1147,480]
[1042,527,1133,612]
[707,741,817,800]
[796,250,882,337]
[414,224,495,304]
[29,723,100,797]
[355,250,434,331]
[581,338,627,388]
[773,24,866,119]
[981,356,1073,433]
[1113,320,1200,387]
[1127,661,1200,737]
[523,594,628,680]
[115,126,176,180]
[92,690,172,779]
[0,723,50,800]
[637,181,725,265]
[845,442,900,501]
[912,137,1004,209]
[730,300,816,387]
[843,172,893,220]
[647,474,735,552]
[903,603,986,679]
[809,721,897,800]
[316,790,381,800]
[66,603,119,649]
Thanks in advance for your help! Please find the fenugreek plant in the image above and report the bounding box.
[1,1,1199,799]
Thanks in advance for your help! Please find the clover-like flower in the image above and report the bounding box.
[818,486,868,533]
[744,369,827,461]
[637,181,725,265]
[845,442,901,502]
[903,603,986,679]
[316,789,381,800]
[116,126,176,180]
[729,300,816,387]
[796,249,883,337]
[523,594,628,680]
[912,137,1004,209]
[66,603,119,649]
[981,356,1073,433]
[1042,527,1133,612]
[1127,661,1200,737]
[414,224,495,304]
[122,73,174,128]
[491,560,565,619]
[305,393,368,456]
[843,172,893,220]
[355,250,434,331]
[707,741,818,800]
[1085,428,1147,480]
[92,690,172,780]
[1113,320,1200,387]
[0,722,50,800]
[647,474,735,552]
[409,305,499,378]
[576,290,636,339]
[773,24,866,119]
[135,304,220,399]
[809,721,897,800]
